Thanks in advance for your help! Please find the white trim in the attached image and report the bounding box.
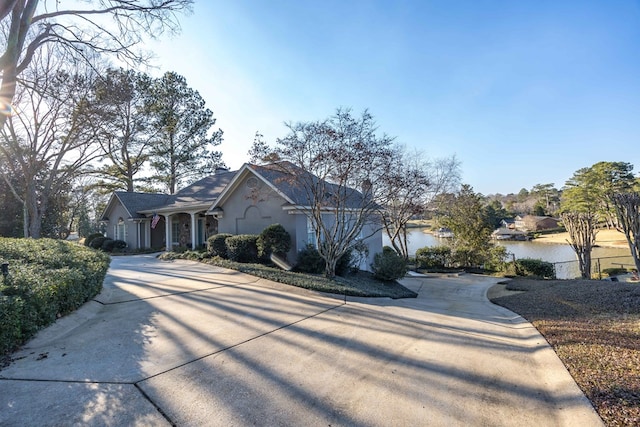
[190,212,197,250]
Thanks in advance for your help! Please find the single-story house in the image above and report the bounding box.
[514,215,560,232]
[500,219,516,229]
[101,168,235,251]
[100,162,382,267]
[491,227,527,241]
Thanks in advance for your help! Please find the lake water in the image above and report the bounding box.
[384,228,633,279]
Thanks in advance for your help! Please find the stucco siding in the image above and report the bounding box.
[217,175,298,259]
[104,203,139,249]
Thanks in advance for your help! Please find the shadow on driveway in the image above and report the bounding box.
[0,255,603,426]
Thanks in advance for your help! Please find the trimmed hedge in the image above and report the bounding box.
[207,233,233,258]
[84,232,104,247]
[415,246,452,269]
[0,238,111,355]
[226,234,260,263]
[257,224,291,259]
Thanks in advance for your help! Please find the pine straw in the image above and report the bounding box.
[490,279,640,426]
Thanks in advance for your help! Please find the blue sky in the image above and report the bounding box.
[146,1,640,195]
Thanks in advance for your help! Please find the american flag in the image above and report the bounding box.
[151,213,160,229]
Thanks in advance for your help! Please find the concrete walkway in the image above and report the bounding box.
[0,255,603,426]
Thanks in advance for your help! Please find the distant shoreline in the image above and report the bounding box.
[534,229,628,249]
[406,220,630,250]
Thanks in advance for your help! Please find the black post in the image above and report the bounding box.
[1,262,8,277]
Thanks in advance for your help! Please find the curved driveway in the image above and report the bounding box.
[1,254,602,426]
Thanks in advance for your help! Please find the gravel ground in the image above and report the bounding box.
[489,278,640,427]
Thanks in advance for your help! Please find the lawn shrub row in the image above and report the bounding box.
[0,238,111,355]
[203,225,406,280]
[85,234,127,253]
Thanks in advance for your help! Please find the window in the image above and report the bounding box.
[307,217,317,247]
[116,218,127,241]
[171,220,180,246]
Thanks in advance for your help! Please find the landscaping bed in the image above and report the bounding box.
[159,251,417,299]
[205,257,419,299]
[490,278,640,427]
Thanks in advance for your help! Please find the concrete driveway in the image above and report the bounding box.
[1,254,602,426]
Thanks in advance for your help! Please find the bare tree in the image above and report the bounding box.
[0,47,102,238]
[561,212,598,279]
[0,0,193,127]
[611,193,640,273]
[263,108,394,278]
[379,148,460,260]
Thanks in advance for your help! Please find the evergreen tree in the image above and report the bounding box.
[147,72,224,194]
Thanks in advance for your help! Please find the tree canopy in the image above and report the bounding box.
[561,161,636,228]
[437,184,495,267]
[0,47,101,238]
[0,0,193,127]
[147,71,224,194]
[87,68,156,192]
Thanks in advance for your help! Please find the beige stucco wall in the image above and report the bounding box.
[215,173,383,269]
[217,175,297,259]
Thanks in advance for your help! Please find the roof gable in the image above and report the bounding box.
[209,161,368,212]
[102,191,171,220]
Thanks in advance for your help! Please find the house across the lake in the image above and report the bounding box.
[514,215,560,232]
[100,162,382,267]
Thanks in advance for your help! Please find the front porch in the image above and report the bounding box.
[154,212,218,250]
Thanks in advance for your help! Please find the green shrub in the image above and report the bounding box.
[484,245,509,272]
[295,244,325,274]
[89,236,108,250]
[226,234,259,263]
[415,246,452,269]
[101,238,115,252]
[335,249,353,277]
[207,233,233,258]
[112,240,127,251]
[371,248,408,281]
[84,232,104,247]
[515,258,556,279]
[257,224,291,259]
[0,238,110,356]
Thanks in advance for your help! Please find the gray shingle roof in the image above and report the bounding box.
[112,170,237,217]
[249,162,368,209]
[113,192,172,219]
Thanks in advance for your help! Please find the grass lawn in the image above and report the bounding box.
[490,278,640,427]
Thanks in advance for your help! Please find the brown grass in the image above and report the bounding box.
[490,279,640,426]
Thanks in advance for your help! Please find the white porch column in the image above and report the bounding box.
[164,214,172,251]
[190,213,197,249]
[145,221,151,248]
[136,222,141,249]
